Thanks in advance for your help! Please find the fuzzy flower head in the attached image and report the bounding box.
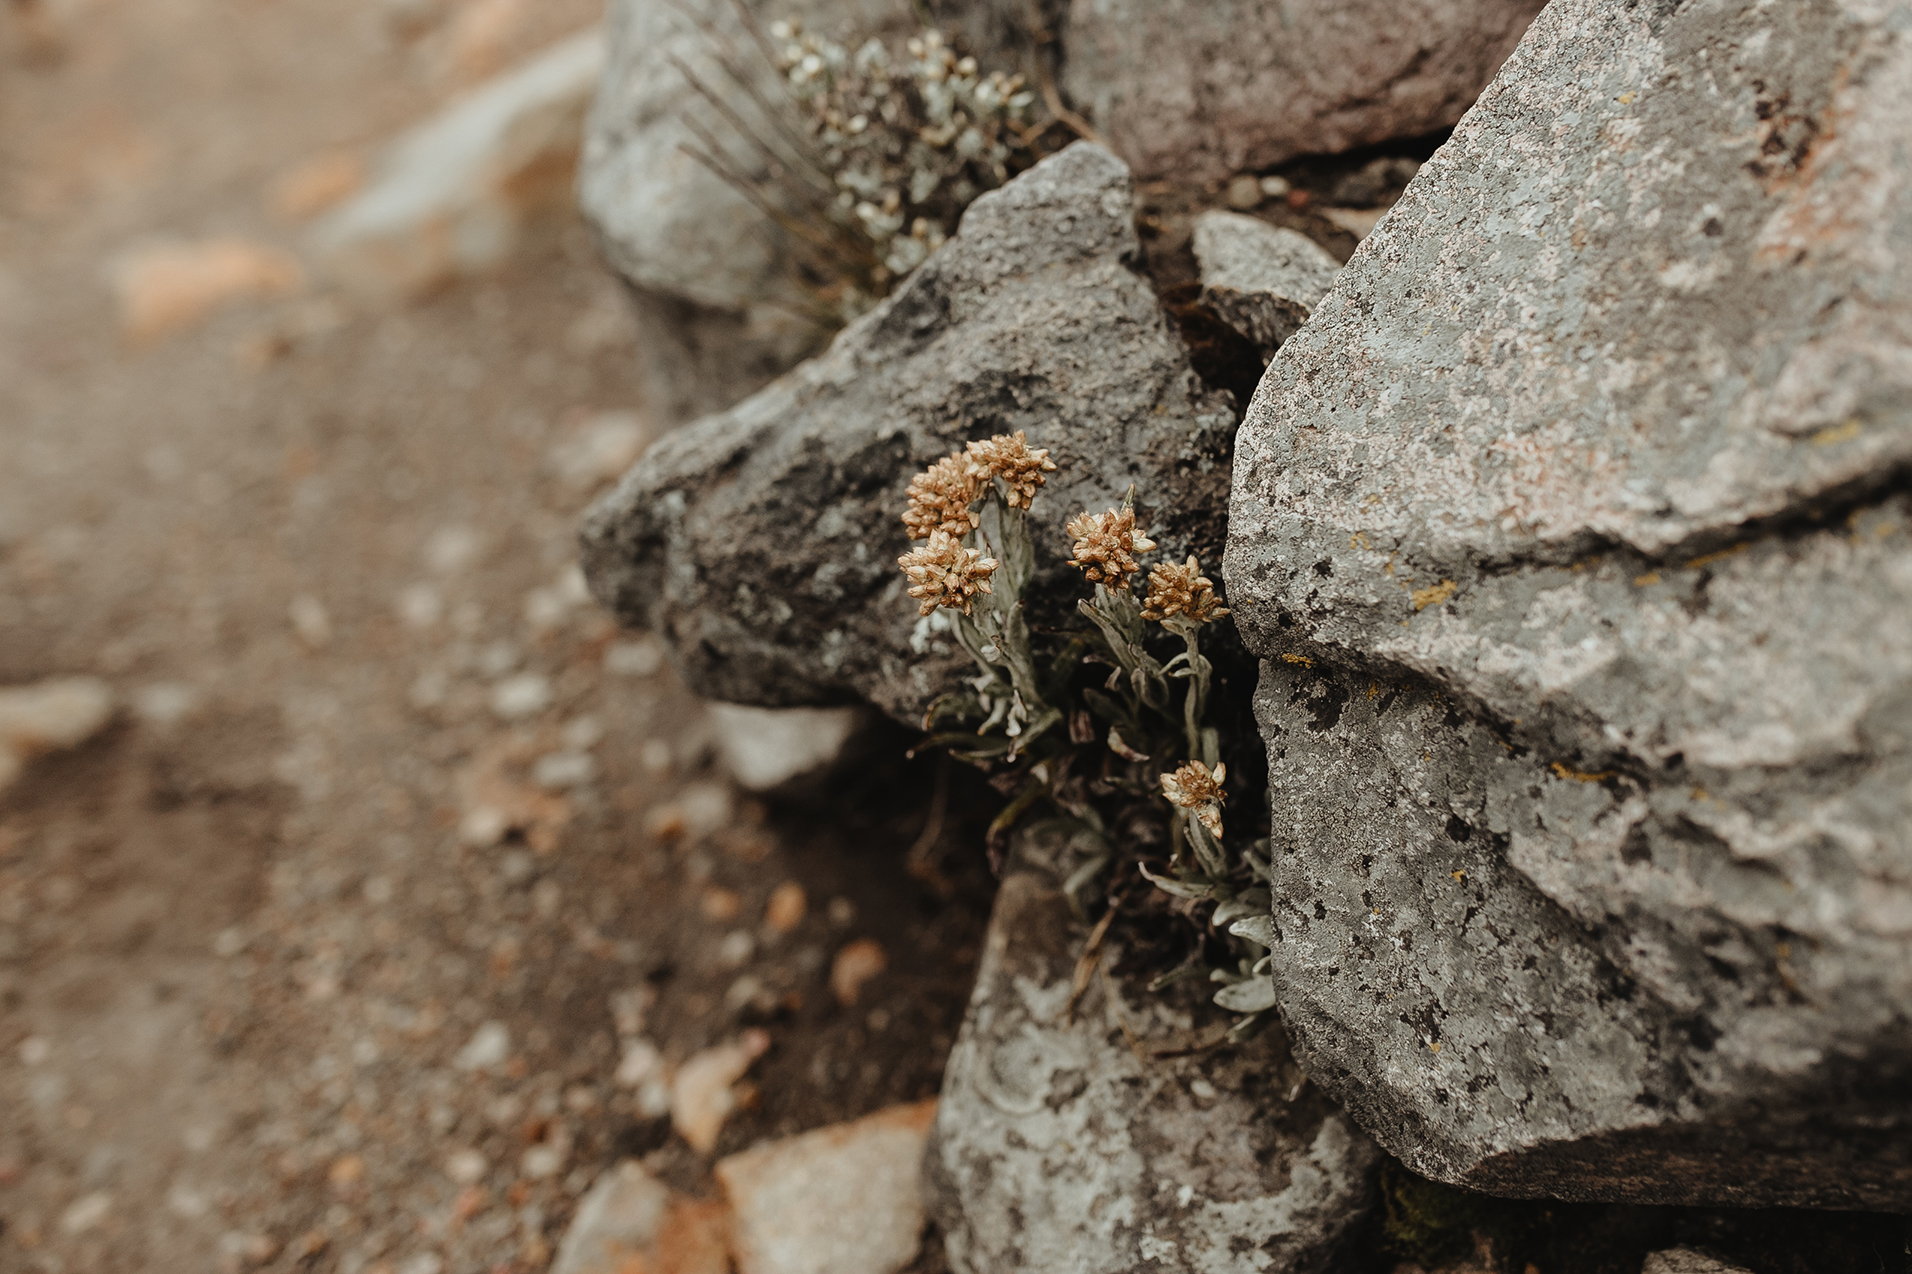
[1066,507,1156,587]
[902,453,981,540]
[898,530,998,616]
[1141,556,1230,625]
[1161,760,1226,836]
[964,430,1057,509]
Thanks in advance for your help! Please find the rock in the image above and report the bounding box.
[110,239,303,344]
[551,1161,731,1274]
[1063,0,1546,185]
[578,0,1026,422]
[828,938,886,1007]
[1223,0,1912,1209]
[1642,1251,1753,1274]
[671,1030,771,1154]
[1191,211,1341,359]
[0,676,114,790]
[763,881,807,934]
[708,704,862,791]
[312,28,603,300]
[714,1101,937,1274]
[926,871,1380,1274]
[453,1021,511,1072]
[580,142,1237,724]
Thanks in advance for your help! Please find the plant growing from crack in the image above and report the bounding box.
[898,434,1281,1039]
[667,2,1067,319]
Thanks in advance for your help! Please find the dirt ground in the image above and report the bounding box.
[0,3,994,1271]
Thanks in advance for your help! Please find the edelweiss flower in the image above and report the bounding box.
[1161,760,1226,836]
[902,454,981,540]
[1141,556,1230,625]
[898,530,998,616]
[1065,507,1156,587]
[964,430,1057,509]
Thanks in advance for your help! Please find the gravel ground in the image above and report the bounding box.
[0,3,992,1271]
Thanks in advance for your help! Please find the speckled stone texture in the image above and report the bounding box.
[1224,0,1912,1208]
[580,142,1236,724]
[925,872,1379,1274]
[1063,0,1546,184]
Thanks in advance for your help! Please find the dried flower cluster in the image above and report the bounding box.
[1141,556,1230,625]
[1065,507,1157,586]
[901,454,981,540]
[1161,760,1227,836]
[963,430,1056,509]
[898,531,998,616]
[901,431,1055,545]
[770,22,1039,290]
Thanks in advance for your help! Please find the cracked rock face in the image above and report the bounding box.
[1224,0,1912,1208]
[1064,0,1546,185]
[925,871,1379,1274]
[580,143,1236,724]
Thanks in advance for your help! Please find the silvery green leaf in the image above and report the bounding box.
[1228,915,1280,950]
[1214,977,1279,1014]
[1211,889,1270,928]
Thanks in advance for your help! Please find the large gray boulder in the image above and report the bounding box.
[580,142,1236,723]
[1224,0,1912,1209]
[926,871,1380,1274]
[1064,0,1547,184]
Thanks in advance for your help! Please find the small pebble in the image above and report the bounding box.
[532,751,596,790]
[489,672,551,721]
[453,1021,510,1072]
[1224,174,1262,209]
[614,1039,662,1087]
[717,930,756,969]
[1259,175,1291,198]
[603,638,664,678]
[763,881,806,935]
[830,939,887,1007]
[59,1191,113,1235]
[670,1030,770,1154]
[702,888,741,923]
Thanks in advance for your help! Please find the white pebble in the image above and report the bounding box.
[532,751,596,790]
[18,1036,49,1065]
[454,1021,510,1072]
[615,1039,662,1087]
[446,1148,488,1184]
[489,672,551,721]
[603,638,664,678]
[59,1191,112,1235]
[396,584,444,630]
[717,930,756,969]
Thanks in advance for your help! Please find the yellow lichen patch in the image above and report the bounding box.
[1451,870,1466,882]
[1410,579,1457,611]
[1366,682,1379,700]
[1683,542,1748,571]
[1550,761,1614,783]
[1633,571,1661,587]
[1429,1041,1443,1054]
[1280,653,1314,667]
[1809,418,1862,447]
[1349,531,1372,550]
